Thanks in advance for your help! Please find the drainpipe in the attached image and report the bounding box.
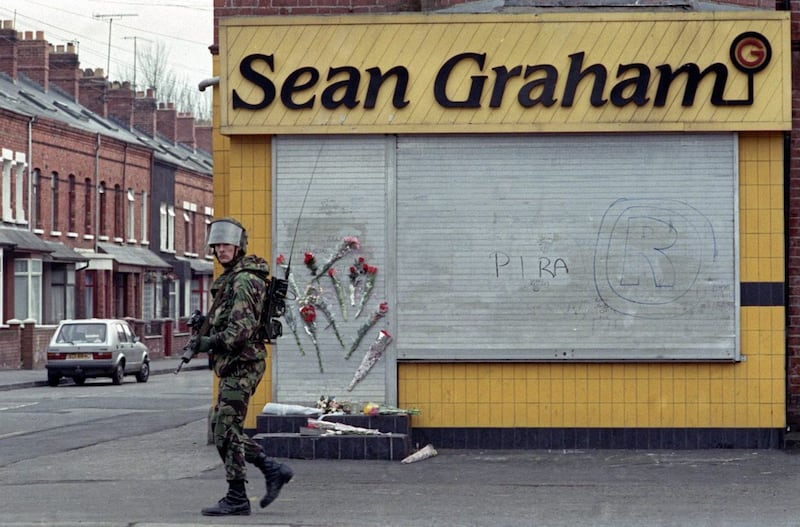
[94,133,100,254]
[27,115,35,229]
[198,77,219,92]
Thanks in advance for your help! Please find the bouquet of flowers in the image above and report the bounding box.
[346,301,389,359]
[327,268,348,321]
[401,444,438,464]
[304,252,319,276]
[316,395,351,414]
[347,330,392,391]
[362,402,420,415]
[315,236,360,279]
[354,263,378,318]
[306,284,345,348]
[299,303,323,372]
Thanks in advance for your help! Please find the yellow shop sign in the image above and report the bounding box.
[219,13,791,134]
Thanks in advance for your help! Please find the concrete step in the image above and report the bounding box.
[255,431,410,460]
[255,413,413,460]
[255,413,411,435]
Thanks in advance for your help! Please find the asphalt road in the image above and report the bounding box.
[3,370,800,526]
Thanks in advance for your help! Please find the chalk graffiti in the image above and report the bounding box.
[594,198,716,318]
[492,252,569,279]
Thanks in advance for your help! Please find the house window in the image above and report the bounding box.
[68,175,76,233]
[141,191,148,243]
[160,203,175,252]
[84,178,93,235]
[1,150,11,222]
[184,210,194,254]
[142,276,162,321]
[84,272,94,318]
[114,184,123,240]
[127,189,135,241]
[164,278,177,319]
[98,181,107,238]
[50,265,75,323]
[190,277,210,314]
[50,172,59,233]
[32,169,41,231]
[14,259,42,322]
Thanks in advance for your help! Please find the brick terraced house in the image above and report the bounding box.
[0,22,215,368]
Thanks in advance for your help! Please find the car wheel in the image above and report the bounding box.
[111,363,124,385]
[135,361,150,383]
[73,375,86,386]
[47,372,61,387]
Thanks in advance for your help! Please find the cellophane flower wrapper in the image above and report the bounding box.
[315,236,360,280]
[282,300,305,355]
[314,295,345,348]
[348,257,367,306]
[327,268,348,321]
[346,301,389,359]
[347,330,392,391]
[363,403,421,415]
[354,264,378,318]
[401,444,438,464]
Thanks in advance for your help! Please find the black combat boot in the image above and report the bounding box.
[253,452,294,508]
[201,479,251,516]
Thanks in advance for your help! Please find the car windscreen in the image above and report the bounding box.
[56,324,107,343]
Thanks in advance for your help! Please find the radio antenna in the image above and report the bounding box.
[285,146,324,278]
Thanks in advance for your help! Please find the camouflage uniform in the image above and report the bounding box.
[207,254,270,482]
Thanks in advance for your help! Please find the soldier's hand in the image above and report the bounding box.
[197,336,213,354]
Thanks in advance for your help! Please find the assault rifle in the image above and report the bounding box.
[174,310,207,374]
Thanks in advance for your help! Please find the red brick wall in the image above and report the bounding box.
[0,327,21,369]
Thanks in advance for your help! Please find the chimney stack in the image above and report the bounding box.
[133,88,157,137]
[49,43,80,100]
[17,30,50,89]
[195,124,212,155]
[78,68,108,118]
[176,113,197,150]
[0,20,18,79]
[107,81,135,129]
[156,102,178,143]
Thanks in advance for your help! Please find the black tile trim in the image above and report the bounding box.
[412,428,784,450]
[740,282,784,306]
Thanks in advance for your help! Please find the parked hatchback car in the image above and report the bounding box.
[45,319,150,386]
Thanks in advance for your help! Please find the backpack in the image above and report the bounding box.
[236,269,289,343]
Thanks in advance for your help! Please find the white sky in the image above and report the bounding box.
[0,0,214,90]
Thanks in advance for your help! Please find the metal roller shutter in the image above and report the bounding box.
[273,133,738,402]
[396,133,738,361]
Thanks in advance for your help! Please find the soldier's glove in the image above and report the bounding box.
[197,336,214,354]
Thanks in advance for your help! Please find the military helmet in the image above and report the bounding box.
[206,217,248,254]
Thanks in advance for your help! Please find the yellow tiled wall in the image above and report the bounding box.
[211,64,274,428]
[398,133,786,429]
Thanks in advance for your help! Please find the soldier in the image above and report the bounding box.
[196,217,293,516]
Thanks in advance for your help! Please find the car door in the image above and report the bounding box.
[120,321,144,366]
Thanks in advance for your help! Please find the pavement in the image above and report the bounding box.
[4,417,800,526]
[5,360,800,525]
[0,355,206,390]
